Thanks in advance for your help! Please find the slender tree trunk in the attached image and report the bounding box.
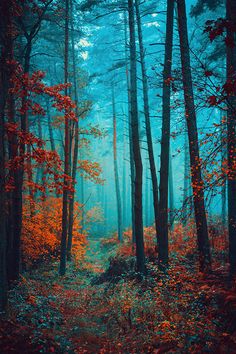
[67,0,80,261]
[47,99,56,152]
[128,0,145,273]
[7,42,32,282]
[124,10,135,241]
[169,151,175,230]
[6,83,17,281]
[122,117,127,228]
[182,126,189,226]
[67,120,79,260]
[35,117,45,197]
[177,0,211,272]
[0,79,7,313]
[157,0,174,265]
[9,39,33,281]
[46,98,60,198]
[135,0,159,246]
[0,0,12,311]
[129,108,136,243]
[226,0,236,277]
[4,6,20,285]
[80,174,85,232]
[144,155,149,226]
[60,0,70,275]
[221,115,227,227]
[6,9,27,283]
[112,87,123,242]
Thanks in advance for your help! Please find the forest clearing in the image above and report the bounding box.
[0,0,236,353]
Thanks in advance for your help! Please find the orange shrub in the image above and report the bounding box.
[22,197,87,267]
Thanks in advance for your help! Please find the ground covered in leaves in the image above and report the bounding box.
[1,229,236,353]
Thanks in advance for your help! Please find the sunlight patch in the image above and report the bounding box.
[145,21,160,28]
[81,51,88,60]
[79,38,92,47]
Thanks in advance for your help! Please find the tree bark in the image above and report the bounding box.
[122,118,127,228]
[220,114,227,227]
[177,0,211,272]
[112,87,123,242]
[47,99,56,152]
[0,73,8,313]
[169,150,175,230]
[135,0,159,249]
[226,0,236,277]
[60,0,70,275]
[67,0,80,261]
[0,0,12,312]
[128,0,145,273]
[182,126,190,226]
[157,0,174,266]
[124,10,135,242]
[8,33,34,281]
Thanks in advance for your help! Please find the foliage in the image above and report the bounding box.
[22,197,87,267]
[77,159,104,184]
[1,224,236,353]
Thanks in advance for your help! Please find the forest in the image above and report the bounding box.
[0,0,236,352]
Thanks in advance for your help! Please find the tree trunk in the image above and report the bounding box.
[0,0,12,311]
[177,0,211,272]
[35,116,45,197]
[182,126,190,226]
[135,0,159,248]
[67,0,80,261]
[226,0,236,277]
[169,151,175,230]
[9,38,33,281]
[60,0,70,275]
[144,154,149,226]
[5,6,26,283]
[47,99,56,152]
[124,10,135,241]
[0,76,7,313]
[122,118,127,228]
[112,87,123,242]
[157,0,174,266]
[80,174,85,232]
[221,114,227,227]
[128,0,145,273]
[46,98,60,198]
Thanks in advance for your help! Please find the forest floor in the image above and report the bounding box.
[1,232,236,354]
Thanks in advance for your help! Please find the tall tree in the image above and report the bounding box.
[177,0,211,272]
[7,0,54,282]
[124,10,135,241]
[135,0,159,247]
[128,0,145,273]
[0,0,13,312]
[112,87,123,241]
[60,0,70,275]
[67,0,80,261]
[157,0,175,266]
[226,0,236,277]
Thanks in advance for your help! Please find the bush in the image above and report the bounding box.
[94,255,136,284]
[22,197,87,268]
